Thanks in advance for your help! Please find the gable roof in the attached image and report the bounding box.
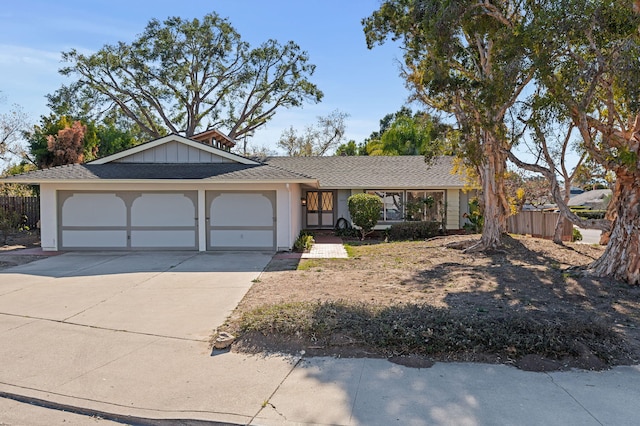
[263,156,465,189]
[2,163,315,184]
[90,134,257,165]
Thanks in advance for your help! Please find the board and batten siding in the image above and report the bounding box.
[446,189,460,230]
[336,189,352,223]
[115,141,234,163]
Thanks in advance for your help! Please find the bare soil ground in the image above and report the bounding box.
[0,231,46,270]
[225,234,640,371]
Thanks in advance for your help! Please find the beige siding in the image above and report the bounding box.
[115,141,232,163]
[446,189,460,230]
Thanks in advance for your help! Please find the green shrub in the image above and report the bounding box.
[462,198,483,233]
[576,210,606,220]
[348,193,382,240]
[293,231,314,252]
[334,226,360,238]
[388,221,441,241]
[572,228,583,242]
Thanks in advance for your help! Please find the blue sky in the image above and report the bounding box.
[0,0,411,154]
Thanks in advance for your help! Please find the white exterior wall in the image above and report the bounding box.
[446,189,460,230]
[286,183,303,249]
[39,184,58,251]
[40,182,300,252]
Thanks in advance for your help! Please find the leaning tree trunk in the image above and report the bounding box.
[477,131,511,250]
[590,171,640,285]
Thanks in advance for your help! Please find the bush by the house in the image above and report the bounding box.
[293,231,314,252]
[388,221,441,241]
[348,193,382,240]
[334,226,360,239]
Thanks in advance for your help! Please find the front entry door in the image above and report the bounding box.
[306,191,334,228]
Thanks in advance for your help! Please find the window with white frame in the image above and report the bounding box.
[405,191,445,222]
[367,190,445,222]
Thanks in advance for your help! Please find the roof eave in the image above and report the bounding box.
[2,178,318,185]
[316,185,467,190]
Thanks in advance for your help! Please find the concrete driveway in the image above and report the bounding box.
[0,251,272,341]
[0,251,302,424]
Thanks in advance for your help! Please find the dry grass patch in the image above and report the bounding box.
[223,234,640,371]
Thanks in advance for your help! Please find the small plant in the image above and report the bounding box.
[572,227,583,242]
[293,231,314,252]
[348,193,382,240]
[462,198,483,234]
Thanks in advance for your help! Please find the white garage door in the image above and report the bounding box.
[206,191,276,250]
[58,191,198,250]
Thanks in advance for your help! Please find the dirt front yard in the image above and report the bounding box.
[0,231,46,270]
[225,234,640,371]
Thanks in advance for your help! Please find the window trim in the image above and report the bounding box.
[365,189,446,223]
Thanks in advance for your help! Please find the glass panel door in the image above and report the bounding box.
[306,191,334,228]
[321,191,334,227]
[306,191,319,226]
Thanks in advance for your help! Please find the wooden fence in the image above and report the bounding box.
[0,196,40,229]
[507,211,573,241]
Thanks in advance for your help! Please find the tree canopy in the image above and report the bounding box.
[364,0,535,250]
[0,103,28,165]
[277,110,348,156]
[366,111,451,156]
[529,0,640,283]
[60,12,323,140]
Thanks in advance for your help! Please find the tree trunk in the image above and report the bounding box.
[590,172,640,285]
[476,131,510,250]
[552,213,565,244]
[552,190,571,244]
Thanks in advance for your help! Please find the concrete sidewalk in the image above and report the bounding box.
[1,253,639,425]
[1,349,639,425]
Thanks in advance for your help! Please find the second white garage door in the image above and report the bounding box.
[206,191,276,250]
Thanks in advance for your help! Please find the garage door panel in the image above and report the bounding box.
[131,193,196,227]
[62,230,128,248]
[62,194,126,227]
[209,230,273,248]
[206,191,276,250]
[210,194,273,226]
[131,230,196,248]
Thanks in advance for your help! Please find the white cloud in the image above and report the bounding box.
[0,44,61,65]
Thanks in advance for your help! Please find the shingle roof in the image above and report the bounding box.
[262,156,465,189]
[2,163,314,182]
[567,189,612,207]
[2,154,466,189]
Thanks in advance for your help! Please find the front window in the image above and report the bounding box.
[367,190,445,223]
[406,191,444,222]
[367,191,403,222]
